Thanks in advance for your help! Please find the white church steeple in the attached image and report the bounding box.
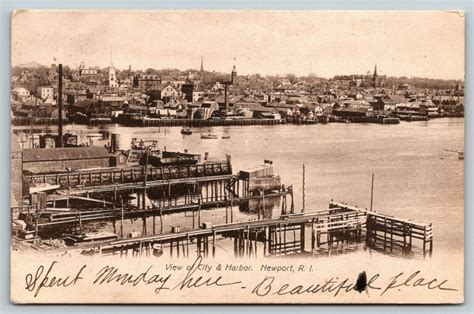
[108,48,118,88]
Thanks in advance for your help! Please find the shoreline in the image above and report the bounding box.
[10,115,464,128]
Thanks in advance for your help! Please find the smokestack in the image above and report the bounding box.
[57,64,63,148]
[111,133,120,153]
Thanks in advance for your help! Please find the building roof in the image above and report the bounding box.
[101,96,126,102]
[335,107,369,113]
[73,99,99,108]
[385,94,407,103]
[213,94,240,104]
[23,147,111,163]
[12,87,29,93]
[249,106,278,113]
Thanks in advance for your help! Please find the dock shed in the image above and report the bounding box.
[239,164,274,179]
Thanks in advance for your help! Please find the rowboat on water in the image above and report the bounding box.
[153,244,163,257]
[63,232,119,246]
[181,127,193,135]
[201,134,218,139]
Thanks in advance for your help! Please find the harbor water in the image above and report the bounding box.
[13,118,464,257]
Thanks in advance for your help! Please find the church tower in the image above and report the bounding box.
[231,64,237,85]
[373,64,378,88]
[109,50,118,88]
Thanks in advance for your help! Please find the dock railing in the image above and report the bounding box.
[26,161,232,188]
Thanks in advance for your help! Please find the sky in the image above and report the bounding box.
[11,10,465,80]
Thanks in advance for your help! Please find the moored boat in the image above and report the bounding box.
[152,243,163,257]
[181,127,193,135]
[63,232,119,246]
[201,134,218,139]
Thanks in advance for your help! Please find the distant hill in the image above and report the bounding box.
[15,62,47,69]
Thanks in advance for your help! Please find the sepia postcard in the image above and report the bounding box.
[10,10,464,304]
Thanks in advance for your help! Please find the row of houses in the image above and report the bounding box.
[12,81,464,122]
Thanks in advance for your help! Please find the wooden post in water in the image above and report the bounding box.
[246,225,251,257]
[423,225,427,257]
[390,220,394,253]
[300,223,306,253]
[225,196,228,224]
[159,206,163,234]
[234,234,238,256]
[35,216,39,239]
[257,191,261,220]
[429,223,433,255]
[302,164,305,213]
[263,227,268,256]
[212,231,216,257]
[230,193,234,223]
[120,199,124,237]
[290,185,295,214]
[198,198,202,228]
[370,173,375,211]
[197,237,202,256]
[254,230,259,257]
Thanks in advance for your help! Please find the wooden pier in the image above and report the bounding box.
[26,161,232,189]
[24,200,434,258]
[331,201,433,256]
[140,118,286,127]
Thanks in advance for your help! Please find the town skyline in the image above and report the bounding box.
[12,11,465,80]
[11,60,466,84]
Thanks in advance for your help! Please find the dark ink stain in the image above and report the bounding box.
[354,271,367,293]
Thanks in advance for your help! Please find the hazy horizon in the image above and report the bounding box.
[12,11,465,80]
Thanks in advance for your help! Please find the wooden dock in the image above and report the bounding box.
[26,200,434,258]
[138,118,285,127]
[330,201,433,256]
[27,161,232,189]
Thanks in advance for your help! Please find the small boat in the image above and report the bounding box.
[152,243,163,257]
[222,135,231,139]
[80,247,100,256]
[181,127,193,135]
[201,134,218,139]
[63,232,119,246]
[317,114,330,124]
